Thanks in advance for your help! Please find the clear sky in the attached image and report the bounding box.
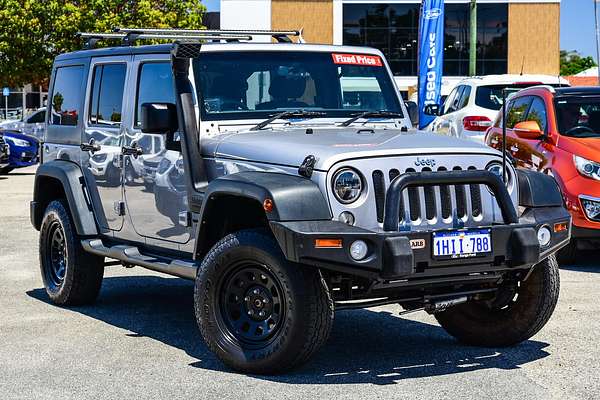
[204,0,220,12]
[561,0,598,59]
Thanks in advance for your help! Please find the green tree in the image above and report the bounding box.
[560,50,598,76]
[0,0,205,87]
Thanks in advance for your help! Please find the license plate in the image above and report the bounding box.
[432,229,492,258]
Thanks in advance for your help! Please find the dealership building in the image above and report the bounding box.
[221,0,560,92]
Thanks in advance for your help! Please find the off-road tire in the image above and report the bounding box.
[194,229,334,374]
[435,255,560,347]
[0,167,14,174]
[39,200,104,305]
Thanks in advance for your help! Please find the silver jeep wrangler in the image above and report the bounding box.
[31,28,571,374]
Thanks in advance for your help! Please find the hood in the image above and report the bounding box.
[204,126,500,170]
[558,136,600,162]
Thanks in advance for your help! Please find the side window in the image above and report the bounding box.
[457,85,471,110]
[135,62,176,126]
[89,64,127,126]
[49,65,84,126]
[526,97,548,133]
[506,96,532,129]
[443,87,459,115]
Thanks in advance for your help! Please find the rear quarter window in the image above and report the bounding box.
[49,66,85,126]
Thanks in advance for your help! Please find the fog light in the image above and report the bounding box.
[350,240,368,261]
[537,226,552,247]
[581,198,600,221]
[339,211,355,225]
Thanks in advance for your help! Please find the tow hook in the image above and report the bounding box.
[425,296,468,314]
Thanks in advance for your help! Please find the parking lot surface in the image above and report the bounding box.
[1,166,599,400]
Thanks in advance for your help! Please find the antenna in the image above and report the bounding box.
[520,56,525,76]
[501,89,508,184]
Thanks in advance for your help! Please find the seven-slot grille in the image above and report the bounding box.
[372,166,484,226]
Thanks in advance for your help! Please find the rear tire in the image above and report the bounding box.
[435,255,560,347]
[39,200,104,305]
[194,229,334,374]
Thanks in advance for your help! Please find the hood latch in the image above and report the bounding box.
[298,155,316,178]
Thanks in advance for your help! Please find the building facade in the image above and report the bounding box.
[221,0,560,83]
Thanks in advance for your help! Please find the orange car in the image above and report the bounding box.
[485,86,600,262]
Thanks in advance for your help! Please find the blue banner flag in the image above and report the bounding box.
[417,0,444,129]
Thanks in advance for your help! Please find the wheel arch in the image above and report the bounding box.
[194,171,332,258]
[31,160,98,236]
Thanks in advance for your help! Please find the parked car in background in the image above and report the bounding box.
[0,108,46,141]
[485,86,600,263]
[427,75,569,142]
[0,129,39,174]
[0,134,10,169]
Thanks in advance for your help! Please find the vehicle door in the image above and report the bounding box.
[435,85,464,136]
[80,56,130,232]
[490,96,533,169]
[123,55,192,249]
[517,96,551,171]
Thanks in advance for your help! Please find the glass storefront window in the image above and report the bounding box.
[342,3,508,76]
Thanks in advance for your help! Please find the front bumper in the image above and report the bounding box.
[271,170,571,280]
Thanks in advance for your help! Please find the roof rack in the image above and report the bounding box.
[115,27,304,44]
[77,28,304,49]
[77,32,253,49]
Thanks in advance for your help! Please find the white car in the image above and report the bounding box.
[427,75,569,142]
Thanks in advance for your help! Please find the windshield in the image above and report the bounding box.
[476,84,562,111]
[556,96,600,138]
[192,51,402,121]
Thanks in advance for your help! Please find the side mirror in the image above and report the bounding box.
[141,103,178,134]
[513,121,543,139]
[141,103,180,151]
[405,101,418,126]
[424,104,441,116]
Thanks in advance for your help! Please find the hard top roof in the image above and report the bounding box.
[55,42,384,62]
[554,86,600,96]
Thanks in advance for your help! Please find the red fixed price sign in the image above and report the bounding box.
[331,53,383,67]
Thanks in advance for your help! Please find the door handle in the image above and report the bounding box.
[80,139,101,154]
[121,144,143,158]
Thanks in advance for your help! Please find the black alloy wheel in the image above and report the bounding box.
[218,263,285,347]
[45,220,68,287]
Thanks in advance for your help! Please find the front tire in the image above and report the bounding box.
[435,255,560,347]
[194,229,334,374]
[39,200,104,305]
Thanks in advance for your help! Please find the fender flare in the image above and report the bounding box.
[195,171,332,256]
[31,160,98,236]
[517,169,563,208]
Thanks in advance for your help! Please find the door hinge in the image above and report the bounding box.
[114,201,126,216]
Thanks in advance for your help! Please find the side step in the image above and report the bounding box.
[81,239,198,280]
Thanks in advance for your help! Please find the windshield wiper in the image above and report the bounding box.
[339,111,404,127]
[250,110,327,131]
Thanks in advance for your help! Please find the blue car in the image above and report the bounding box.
[0,130,39,174]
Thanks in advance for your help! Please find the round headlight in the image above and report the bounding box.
[537,225,552,247]
[332,168,364,204]
[486,161,514,194]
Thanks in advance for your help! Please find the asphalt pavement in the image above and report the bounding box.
[1,165,599,400]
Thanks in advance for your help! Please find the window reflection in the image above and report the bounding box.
[342,3,508,76]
